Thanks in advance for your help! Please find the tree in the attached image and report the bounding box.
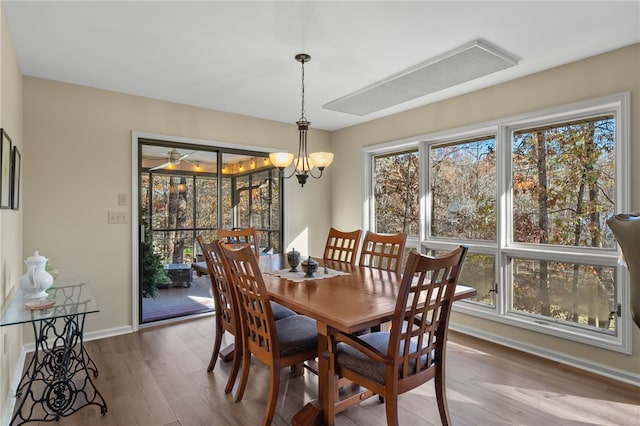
[141,208,170,298]
[511,117,615,326]
[374,151,420,235]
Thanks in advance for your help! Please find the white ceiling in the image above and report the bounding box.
[3,1,640,131]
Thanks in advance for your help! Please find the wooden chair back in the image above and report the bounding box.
[358,231,407,273]
[332,246,468,425]
[196,236,241,390]
[390,246,467,381]
[219,244,319,425]
[323,227,362,265]
[219,244,277,365]
[218,227,260,258]
[198,236,239,334]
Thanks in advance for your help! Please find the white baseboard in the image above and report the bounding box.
[450,323,640,387]
[85,325,133,342]
[1,346,26,426]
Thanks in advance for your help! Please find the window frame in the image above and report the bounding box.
[363,92,631,353]
[362,138,421,251]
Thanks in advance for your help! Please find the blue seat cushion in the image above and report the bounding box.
[275,315,318,357]
[271,301,296,320]
[335,331,429,384]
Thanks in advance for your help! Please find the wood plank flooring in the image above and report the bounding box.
[15,316,640,426]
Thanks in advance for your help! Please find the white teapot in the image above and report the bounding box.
[19,251,54,299]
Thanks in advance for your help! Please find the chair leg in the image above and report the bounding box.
[207,323,224,372]
[224,335,242,395]
[384,394,399,426]
[434,368,451,426]
[233,348,251,402]
[290,362,304,376]
[263,364,281,426]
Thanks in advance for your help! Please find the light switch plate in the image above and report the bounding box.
[108,211,128,224]
[118,193,128,206]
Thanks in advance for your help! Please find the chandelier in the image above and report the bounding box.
[269,53,333,187]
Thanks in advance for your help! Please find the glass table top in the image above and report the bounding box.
[1,278,99,326]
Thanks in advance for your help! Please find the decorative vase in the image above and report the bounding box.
[19,251,54,299]
[287,248,301,272]
[302,256,319,278]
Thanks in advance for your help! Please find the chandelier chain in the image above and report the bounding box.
[269,53,331,187]
[300,59,305,119]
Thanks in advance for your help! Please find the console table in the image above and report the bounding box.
[0,279,107,425]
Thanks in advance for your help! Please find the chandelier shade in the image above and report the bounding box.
[269,152,294,169]
[309,152,334,170]
[269,53,333,187]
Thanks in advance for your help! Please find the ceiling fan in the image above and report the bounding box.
[149,149,196,171]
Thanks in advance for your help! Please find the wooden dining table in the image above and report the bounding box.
[258,255,477,426]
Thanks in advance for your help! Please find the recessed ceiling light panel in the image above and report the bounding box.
[323,40,519,116]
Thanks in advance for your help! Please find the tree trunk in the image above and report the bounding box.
[536,131,551,316]
[585,124,606,326]
[168,176,187,264]
[571,178,585,323]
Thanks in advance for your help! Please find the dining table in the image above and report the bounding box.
[258,254,477,426]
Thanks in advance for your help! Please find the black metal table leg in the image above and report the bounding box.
[10,312,107,425]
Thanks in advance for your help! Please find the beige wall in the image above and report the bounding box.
[0,2,23,418]
[3,7,639,414]
[21,77,332,335]
[330,43,640,380]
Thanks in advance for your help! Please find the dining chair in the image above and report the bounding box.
[218,227,260,258]
[196,237,296,392]
[329,246,468,426]
[358,230,407,273]
[323,227,362,265]
[197,236,243,394]
[219,244,319,426]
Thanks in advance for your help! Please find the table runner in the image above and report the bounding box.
[265,267,350,283]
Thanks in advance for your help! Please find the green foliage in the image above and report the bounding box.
[141,208,170,298]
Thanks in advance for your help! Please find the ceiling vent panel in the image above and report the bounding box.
[323,40,518,116]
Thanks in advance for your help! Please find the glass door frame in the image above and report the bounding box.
[132,132,284,329]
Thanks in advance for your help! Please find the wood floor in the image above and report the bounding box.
[15,316,640,426]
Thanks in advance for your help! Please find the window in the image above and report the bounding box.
[141,143,284,265]
[142,173,200,264]
[430,136,496,241]
[365,93,630,352]
[511,117,616,249]
[368,147,420,264]
[427,136,498,307]
[507,116,618,333]
[372,149,419,237]
[234,169,281,253]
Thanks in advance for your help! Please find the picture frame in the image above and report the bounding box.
[0,129,12,209]
[11,145,20,210]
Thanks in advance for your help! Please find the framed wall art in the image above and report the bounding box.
[11,145,20,210]
[0,129,12,209]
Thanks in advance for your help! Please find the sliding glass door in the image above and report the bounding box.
[138,140,283,323]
